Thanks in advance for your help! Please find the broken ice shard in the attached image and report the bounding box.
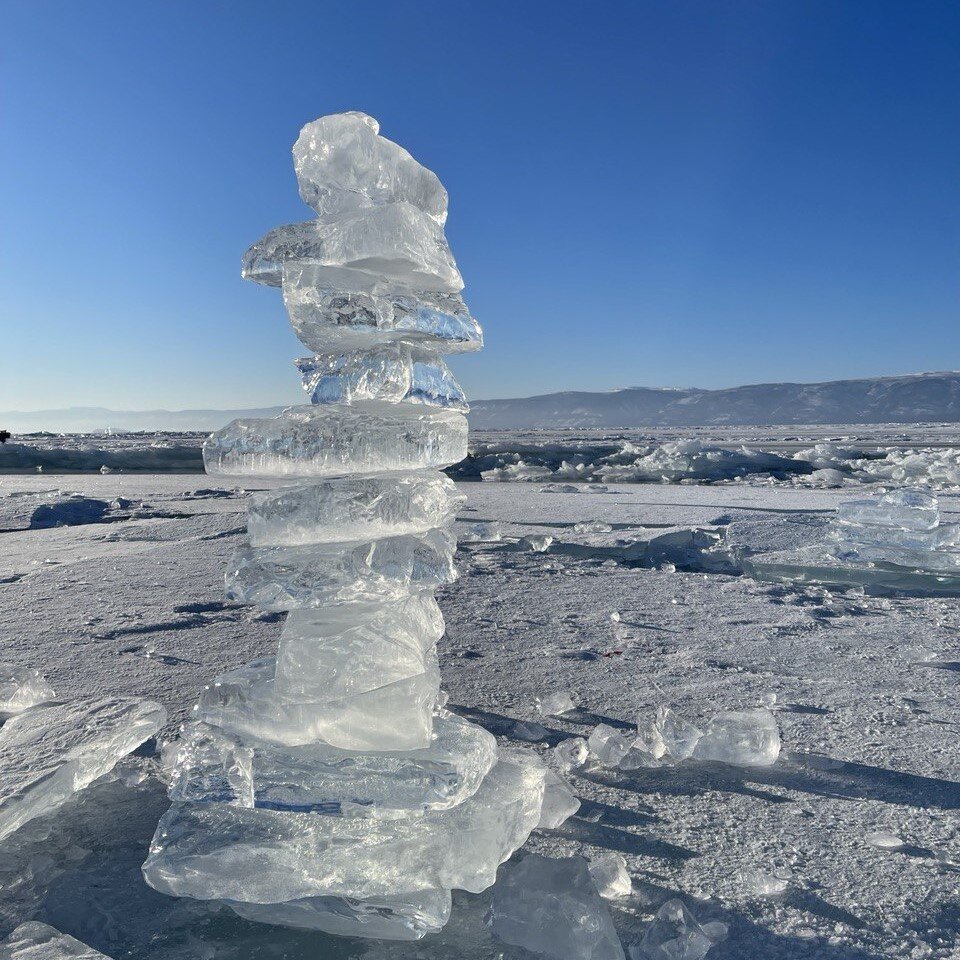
[589,852,632,899]
[589,723,635,766]
[145,111,552,939]
[0,697,165,841]
[836,488,939,531]
[536,690,577,716]
[693,708,780,766]
[538,768,580,829]
[228,889,451,940]
[204,403,467,478]
[555,736,590,771]
[0,922,114,959]
[630,899,718,960]
[655,706,703,761]
[0,664,54,714]
[295,343,467,410]
[489,854,626,960]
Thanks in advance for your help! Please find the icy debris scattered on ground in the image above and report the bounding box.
[536,690,576,716]
[554,736,590,771]
[0,922,114,959]
[630,899,727,960]
[745,488,960,594]
[538,768,580,829]
[0,663,55,713]
[0,697,165,842]
[588,853,632,899]
[489,854,625,960]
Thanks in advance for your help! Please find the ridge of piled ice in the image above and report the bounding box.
[295,344,467,410]
[0,922,114,959]
[489,854,626,960]
[0,697,165,842]
[203,403,468,478]
[0,664,55,714]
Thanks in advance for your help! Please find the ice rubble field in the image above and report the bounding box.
[1,472,959,958]
[6,424,960,490]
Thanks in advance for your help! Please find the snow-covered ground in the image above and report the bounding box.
[1,473,959,958]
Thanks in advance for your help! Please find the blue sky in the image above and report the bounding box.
[1,0,958,410]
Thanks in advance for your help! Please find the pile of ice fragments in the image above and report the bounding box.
[140,112,567,941]
[744,488,960,594]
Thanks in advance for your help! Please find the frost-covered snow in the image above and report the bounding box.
[0,472,958,957]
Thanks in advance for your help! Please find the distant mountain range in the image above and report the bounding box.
[4,372,960,433]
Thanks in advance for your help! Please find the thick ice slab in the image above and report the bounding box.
[171,711,497,816]
[203,403,468,478]
[0,697,165,842]
[743,545,960,596]
[0,922,114,959]
[225,529,456,610]
[295,344,467,410]
[283,265,482,354]
[293,111,448,224]
[0,664,55,713]
[241,205,462,292]
[228,888,451,940]
[196,655,439,751]
[143,751,546,903]
[248,474,464,546]
[836,488,939,530]
[490,854,625,960]
[692,708,780,766]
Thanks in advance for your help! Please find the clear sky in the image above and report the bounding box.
[2,0,958,411]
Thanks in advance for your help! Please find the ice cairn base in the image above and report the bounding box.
[744,488,960,596]
[142,112,555,940]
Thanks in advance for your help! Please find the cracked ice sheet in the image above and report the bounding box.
[0,476,960,957]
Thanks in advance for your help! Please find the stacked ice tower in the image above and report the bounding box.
[142,112,554,939]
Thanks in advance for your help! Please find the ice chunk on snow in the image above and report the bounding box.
[866,830,905,850]
[0,697,165,842]
[510,720,549,742]
[630,899,720,960]
[292,112,448,224]
[519,534,553,553]
[692,708,780,766]
[574,520,613,533]
[0,922,114,959]
[143,752,546,903]
[460,521,502,542]
[248,474,464,547]
[554,736,589,771]
[588,853,632,899]
[490,854,625,960]
[655,706,703,761]
[536,690,576,716]
[228,888,451,940]
[204,403,467,478]
[837,488,939,530]
[742,868,791,896]
[588,724,635,766]
[295,343,466,410]
[0,664,55,713]
[538,768,580,829]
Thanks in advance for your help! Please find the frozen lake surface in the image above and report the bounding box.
[0,472,958,958]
